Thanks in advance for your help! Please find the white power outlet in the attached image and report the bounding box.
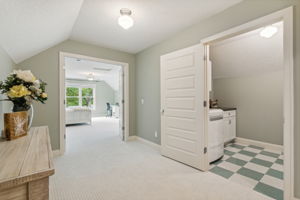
[154,131,158,138]
[141,98,144,105]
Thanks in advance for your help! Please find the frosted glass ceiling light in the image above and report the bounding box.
[118,8,134,30]
[260,25,278,38]
[87,73,94,81]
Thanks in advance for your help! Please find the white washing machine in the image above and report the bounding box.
[208,109,224,163]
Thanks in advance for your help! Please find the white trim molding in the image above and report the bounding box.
[59,52,130,154]
[52,150,62,157]
[128,136,161,151]
[202,6,294,200]
[235,137,283,152]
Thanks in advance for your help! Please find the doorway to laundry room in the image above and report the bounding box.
[159,7,293,200]
[207,21,285,200]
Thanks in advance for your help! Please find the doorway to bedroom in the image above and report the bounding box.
[59,52,129,154]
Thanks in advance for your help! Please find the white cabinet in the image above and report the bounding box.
[223,110,236,143]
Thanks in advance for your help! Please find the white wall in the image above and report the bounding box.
[0,45,14,133]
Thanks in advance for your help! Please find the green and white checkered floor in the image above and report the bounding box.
[209,143,284,200]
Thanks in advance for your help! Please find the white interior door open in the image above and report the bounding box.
[160,44,208,171]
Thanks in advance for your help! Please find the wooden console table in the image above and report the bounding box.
[0,126,55,200]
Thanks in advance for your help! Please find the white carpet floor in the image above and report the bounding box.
[50,117,272,200]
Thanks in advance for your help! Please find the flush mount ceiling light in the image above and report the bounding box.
[87,73,94,81]
[118,8,134,30]
[260,25,278,38]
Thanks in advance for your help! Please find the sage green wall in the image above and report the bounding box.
[66,79,116,117]
[213,70,284,145]
[0,45,15,134]
[18,40,136,150]
[135,0,300,197]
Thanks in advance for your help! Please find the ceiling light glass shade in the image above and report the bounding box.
[260,26,278,38]
[87,73,94,81]
[118,8,134,30]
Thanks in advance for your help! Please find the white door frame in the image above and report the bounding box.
[201,7,294,200]
[58,52,130,154]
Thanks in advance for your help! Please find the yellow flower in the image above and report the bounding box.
[7,85,31,98]
[41,93,47,98]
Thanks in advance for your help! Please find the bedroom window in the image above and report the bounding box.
[66,87,79,107]
[66,85,96,109]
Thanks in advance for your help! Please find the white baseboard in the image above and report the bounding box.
[127,136,161,151]
[294,197,300,200]
[52,149,62,157]
[127,135,137,141]
[235,137,283,152]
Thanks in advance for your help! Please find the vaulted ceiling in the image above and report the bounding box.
[210,22,283,79]
[0,0,242,64]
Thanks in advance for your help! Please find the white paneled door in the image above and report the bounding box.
[160,44,208,171]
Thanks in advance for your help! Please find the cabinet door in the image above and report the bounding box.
[224,117,236,143]
[223,118,231,143]
[228,117,236,141]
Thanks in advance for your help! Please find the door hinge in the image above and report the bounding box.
[204,147,207,154]
[203,101,207,107]
[122,126,125,131]
[203,55,207,61]
[122,99,125,104]
[64,134,66,139]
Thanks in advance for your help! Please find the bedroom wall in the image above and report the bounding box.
[0,45,15,134]
[66,79,116,117]
[135,0,300,197]
[17,39,136,150]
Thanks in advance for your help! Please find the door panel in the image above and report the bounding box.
[161,44,208,170]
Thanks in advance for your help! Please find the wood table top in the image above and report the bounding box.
[0,126,55,190]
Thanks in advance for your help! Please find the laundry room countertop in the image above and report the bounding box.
[211,107,236,111]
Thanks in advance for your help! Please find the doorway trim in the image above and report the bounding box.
[201,7,294,200]
[59,52,130,154]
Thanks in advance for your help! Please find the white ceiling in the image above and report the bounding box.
[210,22,283,79]
[0,0,242,63]
[0,0,84,63]
[65,57,121,90]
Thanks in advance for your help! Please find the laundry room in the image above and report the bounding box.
[207,21,285,198]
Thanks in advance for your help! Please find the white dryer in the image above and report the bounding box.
[208,109,224,163]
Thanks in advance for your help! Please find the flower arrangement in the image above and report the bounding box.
[0,70,48,112]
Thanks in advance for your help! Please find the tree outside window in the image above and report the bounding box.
[66,87,79,107]
[66,86,95,108]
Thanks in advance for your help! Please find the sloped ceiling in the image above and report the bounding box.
[210,22,283,79]
[0,0,84,63]
[65,57,121,91]
[0,0,242,64]
[70,0,242,54]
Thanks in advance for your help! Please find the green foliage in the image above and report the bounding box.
[82,97,93,106]
[66,87,94,107]
[82,88,93,96]
[66,87,79,96]
[66,97,79,107]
